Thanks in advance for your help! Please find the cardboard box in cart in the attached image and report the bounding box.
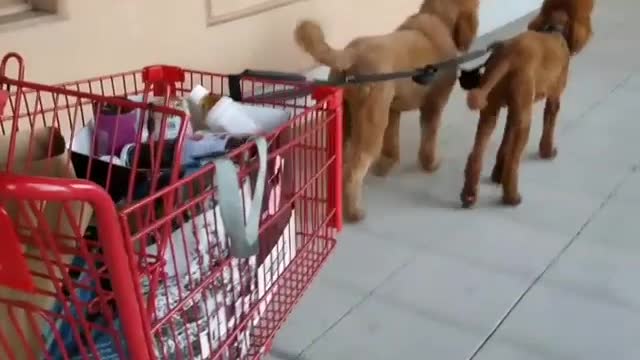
[0,126,93,359]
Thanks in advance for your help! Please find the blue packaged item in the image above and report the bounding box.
[181,133,231,166]
[41,230,234,360]
[43,256,126,359]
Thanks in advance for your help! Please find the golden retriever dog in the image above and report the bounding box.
[459,0,594,208]
[295,0,480,222]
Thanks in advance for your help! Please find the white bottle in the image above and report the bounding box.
[205,96,260,135]
[187,85,211,131]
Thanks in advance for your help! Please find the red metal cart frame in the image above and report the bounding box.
[0,52,342,359]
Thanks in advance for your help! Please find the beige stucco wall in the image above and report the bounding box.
[0,0,422,84]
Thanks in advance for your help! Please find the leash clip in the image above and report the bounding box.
[412,65,438,85]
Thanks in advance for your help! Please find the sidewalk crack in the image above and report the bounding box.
[467,163,639,359]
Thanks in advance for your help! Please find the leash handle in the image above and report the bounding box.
[240,70,308,82]
[228,70,312,102]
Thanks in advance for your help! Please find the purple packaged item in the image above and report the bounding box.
[93,97,141,156]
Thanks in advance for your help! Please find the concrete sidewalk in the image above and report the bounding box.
[270,1,640,359]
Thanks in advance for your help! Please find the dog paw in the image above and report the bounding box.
[460,189,477,208]
[539,147,558,160]
[420,156,441,173]
[371,156,397,177]
[344,207,366,223]
[502,193,522,206]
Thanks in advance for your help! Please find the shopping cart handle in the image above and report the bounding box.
[0,52,25,80]
[142,65,185,97]
[142,65,185,84]
[228,70,308,102]
[239,70,307,82]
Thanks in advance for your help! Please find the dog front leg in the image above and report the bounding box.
[419,105,443,173]
[491,117,511,184]
[342,98,358,170]
[419,77,456,173]
[539,97,560,159]
[502,105,533,206]
[461,104,500,208]
[343,85,393,222]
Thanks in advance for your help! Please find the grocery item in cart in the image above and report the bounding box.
[188,85,292,136]
[43,167,296,360]
[119,133,249,169]
[70,127,154,202]
[146,95,190,141]
[57,135,280,359]
[68,97,181,203]
[0,127,93,360]
[44,255,123,360]
[206,96,262,134]
[147,137,292,359]
[69,89,292,204]
[188,84,223,132]
[93,97,144,156]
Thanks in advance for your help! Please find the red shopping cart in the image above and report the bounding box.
[0,53,342,359]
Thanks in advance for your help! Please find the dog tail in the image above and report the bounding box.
[295,20,356,71]
[467,56,511,110]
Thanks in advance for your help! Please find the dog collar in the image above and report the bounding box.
[536,23,569,50]
[538,23,564,34]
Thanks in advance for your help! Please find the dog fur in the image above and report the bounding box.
[295,0,480,222]
[460,0,594,208]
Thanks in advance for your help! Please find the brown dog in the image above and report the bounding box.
[460,0,594,208]
[295,0,480,222]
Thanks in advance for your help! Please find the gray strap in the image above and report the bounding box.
[214,137,267,258]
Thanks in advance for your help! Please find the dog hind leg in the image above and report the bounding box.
[461,102,501,207]
[491,117,511,184]
[419,73,456,172]
[539,97,560,159]
[372,109,401,177]
[501,75,535,206]
[343,84,394,222]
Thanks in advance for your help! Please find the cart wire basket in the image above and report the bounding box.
[0,52,343,359]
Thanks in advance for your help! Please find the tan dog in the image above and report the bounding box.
[295,0,480,222]
[460,0,594,208]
